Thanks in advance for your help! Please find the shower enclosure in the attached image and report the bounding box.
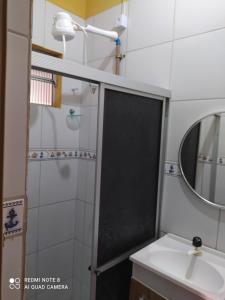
[25,51,169,300]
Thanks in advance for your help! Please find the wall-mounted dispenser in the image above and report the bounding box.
[66,108,82,131]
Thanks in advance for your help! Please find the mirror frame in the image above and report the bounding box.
[178,112,225,210]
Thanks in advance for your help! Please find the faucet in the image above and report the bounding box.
[188,236,203,256]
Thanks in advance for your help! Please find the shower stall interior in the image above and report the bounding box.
[25,52,169,300]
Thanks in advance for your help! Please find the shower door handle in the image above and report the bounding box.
[88,265,101,276]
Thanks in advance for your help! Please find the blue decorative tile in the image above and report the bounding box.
[165,161,181,176]
[3,199,24,238]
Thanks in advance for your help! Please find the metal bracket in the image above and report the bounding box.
[88,265,101,276]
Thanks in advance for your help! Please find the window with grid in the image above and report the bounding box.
[30,44,62,107]
[30,69,56,106]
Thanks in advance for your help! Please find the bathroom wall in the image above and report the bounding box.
[88,0,225,251]
[26,79,98,300]
[31,0,225,264]
[2,1,31,300]
[87,3,128,75]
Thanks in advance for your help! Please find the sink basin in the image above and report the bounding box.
[130,234,225,300]
[150,251,224,293]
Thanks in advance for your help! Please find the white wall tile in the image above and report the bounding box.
[81,246,92,287]
[41,105,80,149]
[32,0,46,46]
[26,208,38,254]
[38,200,75,250]
[27,161,40,209]
[77,160,88,202]
[73,240,83,280]
[79,106,98,150]
[62,77,82,106]
[87,4,128,62]
[88,56,116,75]
[3,32,29,198]
[218,114,225,157]
[175,0,225,39]
[29,104,42,148]
[86,160,96,204]
[166,99,225,162]
[73,242,91,290]
[7,0,31,36]
[81,283,91,300]
[40,160,78,205]
[80,82,99,107]
[84,204,94,247]
[77,160,96,204]
[74,200,85,241]
[38,240,73,281]
[89,106,98,150]
[26,253,37,278]
[172,29,225,100]
[37,279,72,300]
[161,176,220,248]
[88,54,127,76]
[126,43,172,89]
[73,278,81,300]
[79,107,90,149]
[127,0,175,51]
[217,210,225,251]
[195,163,211,201]
[215,166,225,206]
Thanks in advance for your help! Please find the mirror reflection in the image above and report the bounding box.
[180,112,225,208]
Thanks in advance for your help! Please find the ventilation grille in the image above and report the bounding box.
[30,69,55,106]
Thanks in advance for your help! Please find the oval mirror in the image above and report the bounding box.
[179,112,225,209]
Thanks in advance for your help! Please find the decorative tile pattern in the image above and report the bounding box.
[3,199,24,238]
[28,149,96,161]
[218,157,225,165]
[198,154,213,164]
[198,155,225,165]
[164,161,181,176]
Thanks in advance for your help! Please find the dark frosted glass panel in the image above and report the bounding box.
[97,89,162,266]
[96,260,132,300]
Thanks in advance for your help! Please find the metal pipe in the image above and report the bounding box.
[85,24,118,40]
[115,38,121,75]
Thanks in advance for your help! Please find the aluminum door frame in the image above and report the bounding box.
[90,83,169,300]
[31,51,170,299]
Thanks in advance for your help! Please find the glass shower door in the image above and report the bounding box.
[26,74,99,300]
[91,85,165,300]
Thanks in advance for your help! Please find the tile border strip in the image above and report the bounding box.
[28,149,96,161]
[198,155,225,165]
[165,156,225,178]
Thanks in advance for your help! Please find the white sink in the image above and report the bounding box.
[130,234,225,300]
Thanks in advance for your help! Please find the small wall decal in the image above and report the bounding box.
[3,199,24,238]
[165,161,181,176]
